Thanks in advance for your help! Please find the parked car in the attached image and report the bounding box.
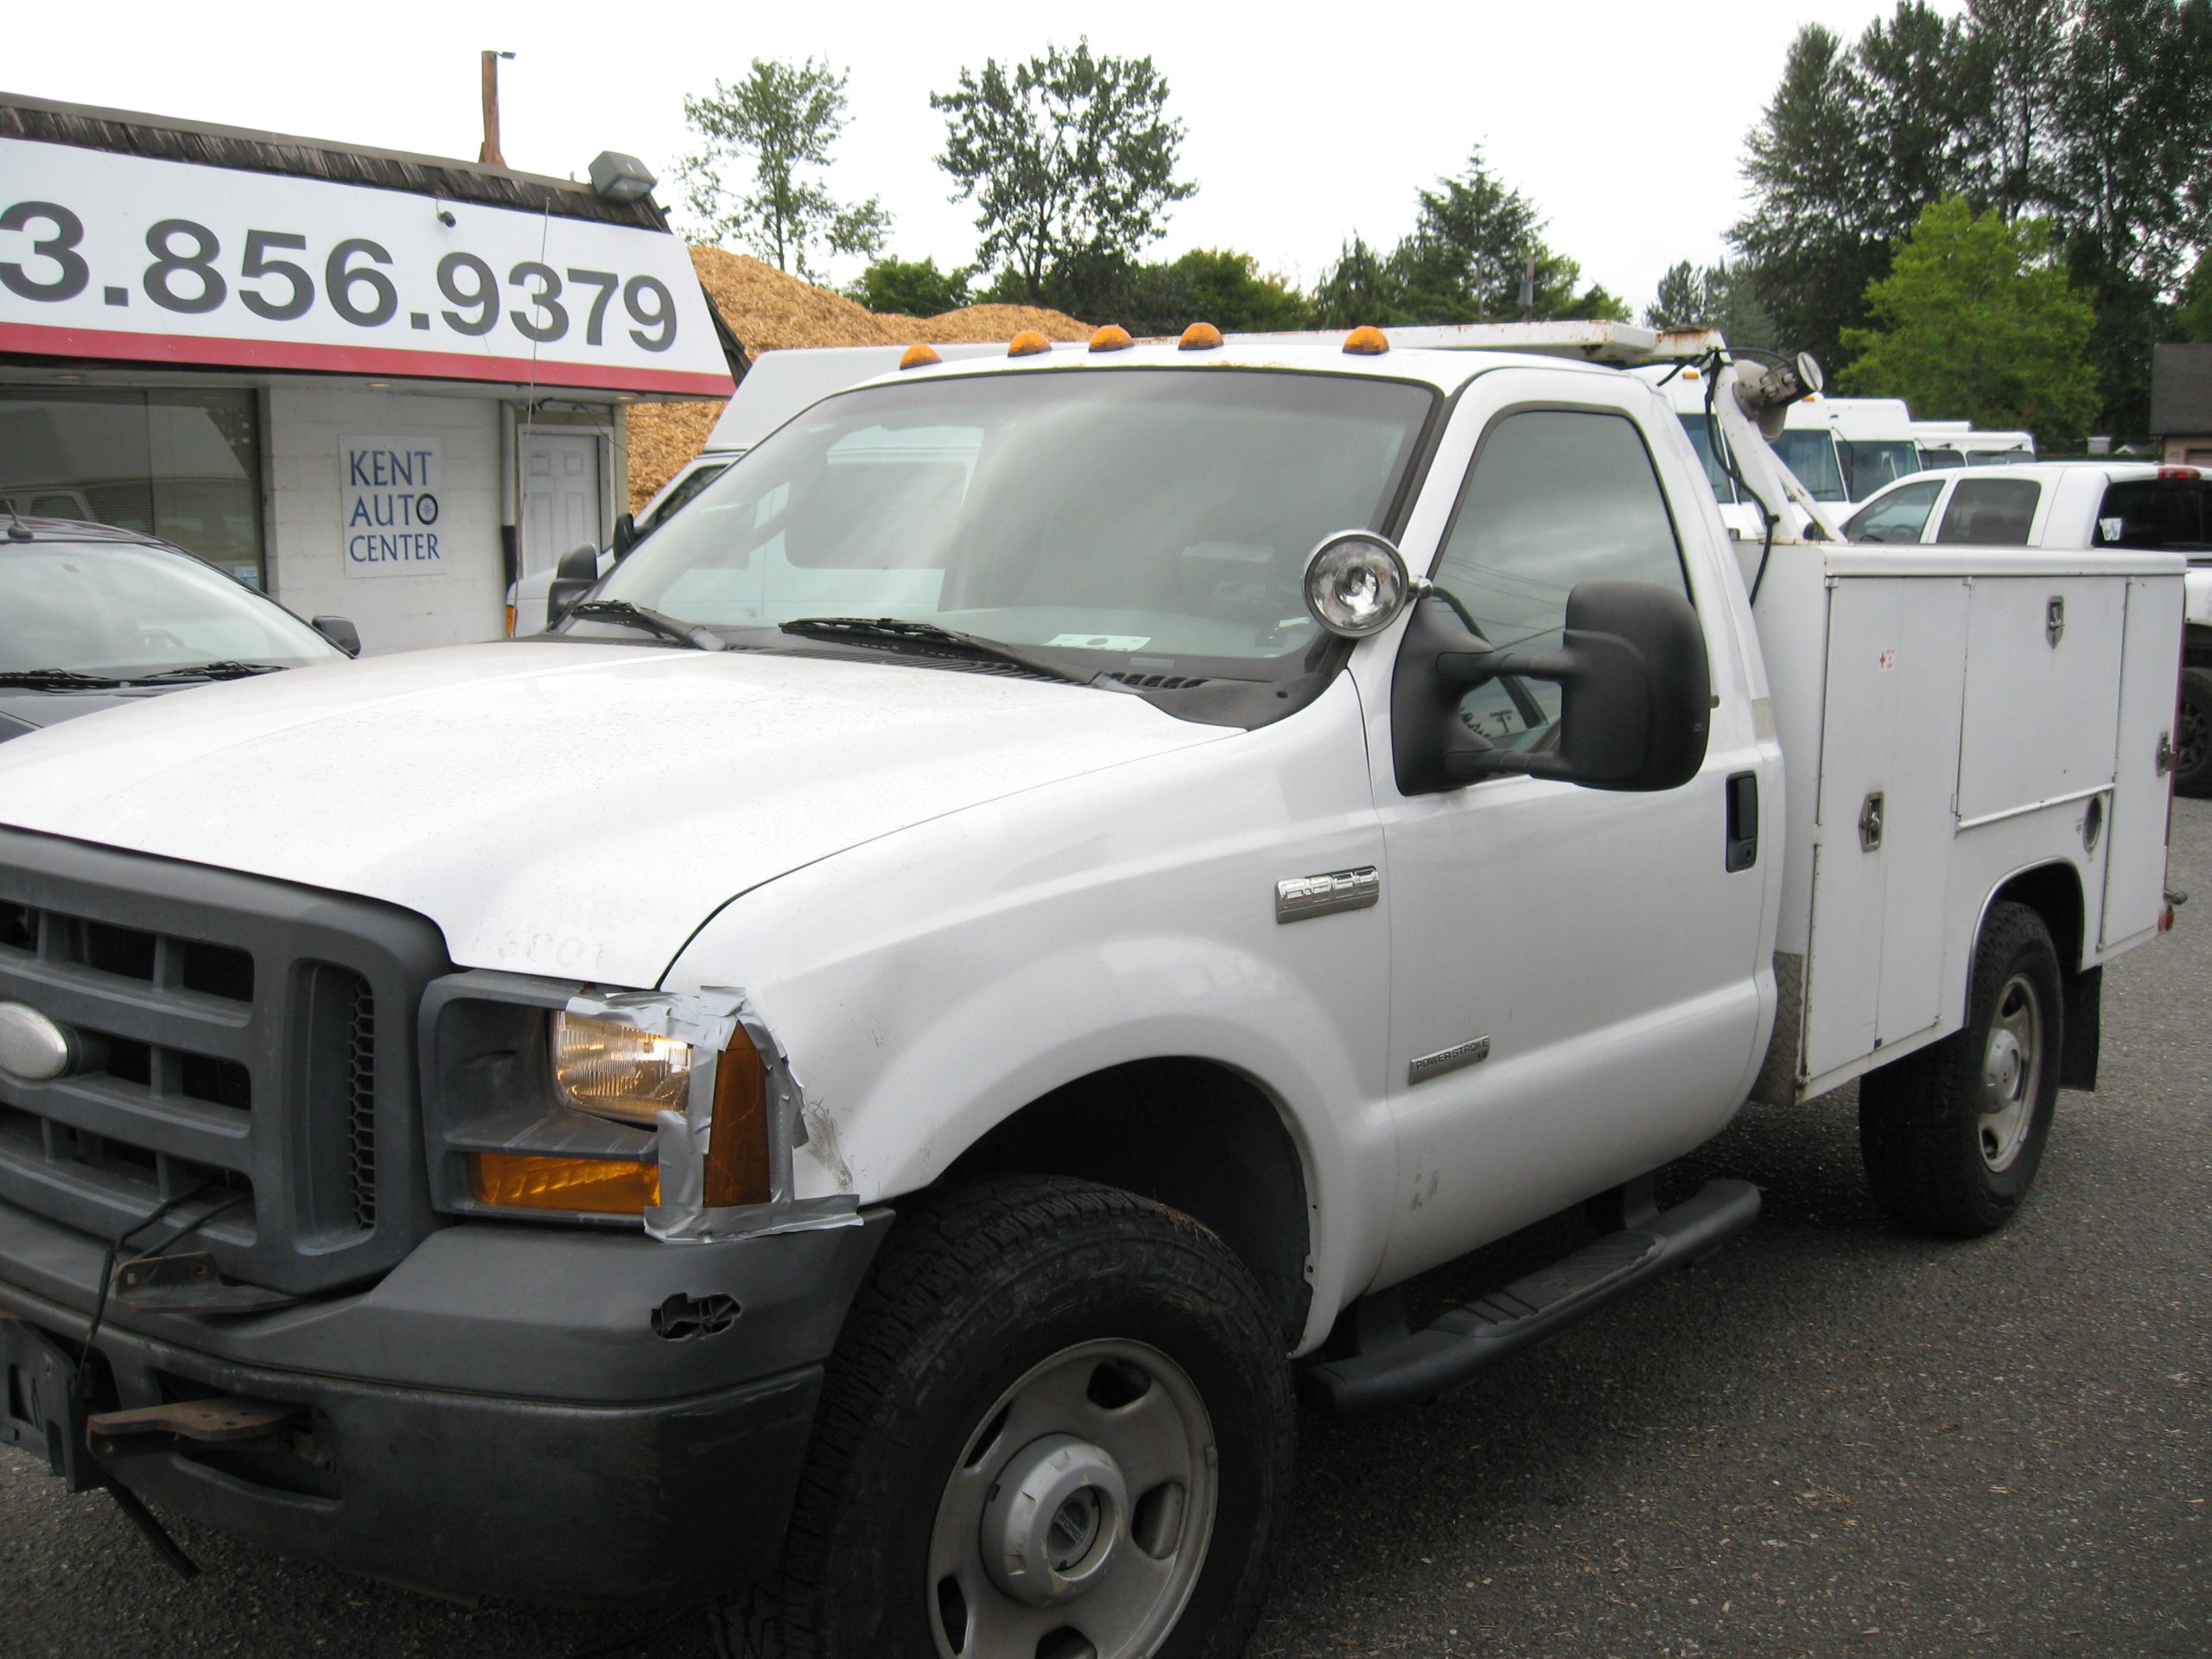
[0,327,2181,1656]
[1844,461,2212,796]
[0,518,359,741]
[507,343,1007,635]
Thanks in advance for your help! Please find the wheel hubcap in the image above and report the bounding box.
[1978,972,2044,1173]
[928,1339,1217,1659]
[2180,690,2206,777]
[981,1433,1129,1605]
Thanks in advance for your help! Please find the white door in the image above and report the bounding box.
[1370,369,1772,1285]
[520,433,604,580]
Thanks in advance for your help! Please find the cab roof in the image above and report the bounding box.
[862,334,1632,399]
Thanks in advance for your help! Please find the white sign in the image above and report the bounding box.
[0,137,733,397]
[342,436,443,577]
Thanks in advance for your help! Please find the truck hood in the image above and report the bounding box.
[0,642,1227,986]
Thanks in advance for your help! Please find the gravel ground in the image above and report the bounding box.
[4,802,2206,1659]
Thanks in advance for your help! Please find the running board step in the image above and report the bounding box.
[1305,1178,1761,1414]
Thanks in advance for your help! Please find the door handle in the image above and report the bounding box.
[1725,772,1758,872]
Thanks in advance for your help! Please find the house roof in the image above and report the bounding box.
[2151,342,2212,436]
[0,91,667,230]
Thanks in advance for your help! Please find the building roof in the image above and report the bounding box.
[0,91,666,230]
[2151,342,2212,436]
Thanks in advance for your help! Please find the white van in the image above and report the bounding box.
[1629,365,1849,530]
[1916,425,2038,469]
[1816,397,1920,499]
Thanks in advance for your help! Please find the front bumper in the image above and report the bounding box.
[0,1198,891,1605]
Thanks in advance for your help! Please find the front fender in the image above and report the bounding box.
[662,674,1398,1347]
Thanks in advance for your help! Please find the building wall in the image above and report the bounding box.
[2164,436,2212,467]
[265,385,505,654]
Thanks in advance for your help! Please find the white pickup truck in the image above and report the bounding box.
[0,322,2182,1659]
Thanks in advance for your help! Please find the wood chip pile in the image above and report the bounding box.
[626,247,1089,511]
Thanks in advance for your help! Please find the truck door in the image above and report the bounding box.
[1368,369,1771,1285]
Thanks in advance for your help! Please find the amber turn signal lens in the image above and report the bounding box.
[469,1153,658,1215]
[899,343,943,369]
[705,1022,772,1208]
[1178,322,1223,351]
[1089,325,1134,353]
[1342,326,1389,355]
[1007,330,1052,357]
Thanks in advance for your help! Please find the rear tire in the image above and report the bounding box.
[714,1175,1294,1659]
[2175,664,2212,798]
[1859,901,2063,1237]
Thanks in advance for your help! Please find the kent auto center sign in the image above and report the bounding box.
[343,437,441,577]
[0,137,734,397]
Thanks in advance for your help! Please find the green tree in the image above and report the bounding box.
[1310,150,1626,328]
[1957,0,2071,219]
[932,41,1195,303]
[1732,24,1896,368]
[2055,0,2212,432]
[1735,0,2212,432]
[1109,249,1311,334]
[1644,259,1781,353]
[1851,2,1977,239]
[1309,236,1406,328]
[849,257,973,317]
[1840,197,2100,446]
[677,59,889,280]
[1392,149,1547,320]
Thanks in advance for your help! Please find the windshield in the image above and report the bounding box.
[643,460,731,531]
[1675,413,1737,503]
[592,367,1436,680]
[1839,440,1920,499]
[0,540,340,677]
[1773,430,1847,501]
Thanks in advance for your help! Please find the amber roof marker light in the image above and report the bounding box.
[1343,326,1390,356]
[1007,330,1052,357]
[1089,325,1134,353]
[899,343,943,370]
[1179,322,1224,351]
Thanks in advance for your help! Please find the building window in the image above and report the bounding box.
[0,389,267,588]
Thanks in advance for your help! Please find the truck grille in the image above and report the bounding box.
[0,828,448,1297]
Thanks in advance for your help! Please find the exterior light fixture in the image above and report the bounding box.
[589,151,658,204]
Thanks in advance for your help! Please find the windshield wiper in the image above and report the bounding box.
[0,669,129,690]
[564,599,726,652]
[779,617,1098,689]
[125,661,287,684]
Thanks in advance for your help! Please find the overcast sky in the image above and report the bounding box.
[8,0,1967,317]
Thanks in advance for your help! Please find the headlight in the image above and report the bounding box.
[421,976,785,1232]
[552,1013,694,1125]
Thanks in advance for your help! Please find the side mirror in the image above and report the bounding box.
[545,542,603,626]
[311,615,362,658]
[611,512,639,560]
[1391,579,1711,796]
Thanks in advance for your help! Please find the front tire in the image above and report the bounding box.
[1859,901,2063,1237]
[717,1176,1294,1659]
[2175,664,2212,799]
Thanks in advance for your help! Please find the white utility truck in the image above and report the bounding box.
[0,322,2183,1659]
